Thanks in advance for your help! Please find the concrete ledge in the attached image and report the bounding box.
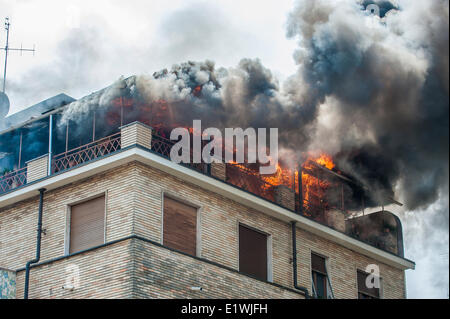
[15,235,306,299]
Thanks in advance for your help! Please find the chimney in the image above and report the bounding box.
[120,122,153,149]
[274,185,295,211]
[325,209,346,233]
[210,162,226,181]
[26,154,49,183]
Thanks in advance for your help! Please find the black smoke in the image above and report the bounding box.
[285,0,449,211]
[8,0,447,214]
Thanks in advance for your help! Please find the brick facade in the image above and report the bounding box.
[26,154,49,183]
[0,161,406,299]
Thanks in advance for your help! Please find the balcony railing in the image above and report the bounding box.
[0,167,27,194]
[226,162,276,202]
[151,134,208,174]
[52,132,122,174]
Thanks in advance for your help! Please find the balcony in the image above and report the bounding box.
[0,121,404,258]
[52,132,122,174]
[0,167,27,195]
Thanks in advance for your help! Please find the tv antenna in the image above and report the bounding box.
[1,17,36,94]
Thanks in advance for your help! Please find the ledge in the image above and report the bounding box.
[15,235,306,298]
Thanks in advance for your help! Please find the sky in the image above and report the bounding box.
[0,0,448,298]
[1,0,299,112]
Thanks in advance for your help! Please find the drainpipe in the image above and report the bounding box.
[48,114,53,176]
[24,188,46,299]
[291,221,310,298]
[297,163,303,215]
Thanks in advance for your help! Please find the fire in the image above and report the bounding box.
[310,153,335,170]
[300,152,336,215]
[193,85,202,97]
[105,95,338,214]
[262,163,294,188]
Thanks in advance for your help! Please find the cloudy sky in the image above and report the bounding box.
[1,0,299,112]
[1,0,448,298]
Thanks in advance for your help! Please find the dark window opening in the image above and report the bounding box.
[311,253,330,299]
[239,225,268,281]
[357,270,380,299]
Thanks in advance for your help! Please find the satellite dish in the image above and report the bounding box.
[0,92,10,119]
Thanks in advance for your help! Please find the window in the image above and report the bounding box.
[357,270,381,299]
[239,224,268,281]
[69,195,105,254]
[311,253,332,299]
[163,196,197,256]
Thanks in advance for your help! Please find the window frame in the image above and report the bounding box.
[237,222,273,283]
[356,269,383,299]
[161,192,202,258]
[64,191,107,256]
[310,251,332,299]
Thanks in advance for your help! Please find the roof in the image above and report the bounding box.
[0,93,75,134]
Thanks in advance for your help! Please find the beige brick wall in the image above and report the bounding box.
[131,162,405,299]
[120,122,152,149]
[295,227,406,299]
[131,238,304,299]
[325,209,346,233]
[0,161,406,299]
[26,154,49,183]
[273,185,296,211]
[211,162,226,181]
[15,240,133,299]
[13,237,304,299]
[0,163,136,271]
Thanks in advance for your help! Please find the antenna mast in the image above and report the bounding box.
[1,17,36,93]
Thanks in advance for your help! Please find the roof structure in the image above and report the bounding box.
[0,93,75,133]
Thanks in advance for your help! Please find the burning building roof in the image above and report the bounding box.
[0,93,75,133]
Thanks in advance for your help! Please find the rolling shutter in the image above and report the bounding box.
[163,196,197,256]
[239,225,268,281]
[69,195,105,254]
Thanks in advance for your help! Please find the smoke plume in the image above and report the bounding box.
[59,0,448,212]
[285,0,449,211]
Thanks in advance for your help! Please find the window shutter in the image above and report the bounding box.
[311,253,327,275]
[357,270,380,298]
[239,225,268,281]
[70,195,105,254]
[163,197,197,256]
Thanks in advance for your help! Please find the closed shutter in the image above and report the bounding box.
[357,270,380,298]
[163,196,197,256]
[70,195,105,254]
[311,253,327,275]
[239,225,267,281]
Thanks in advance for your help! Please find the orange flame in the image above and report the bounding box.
[314,153,335,170]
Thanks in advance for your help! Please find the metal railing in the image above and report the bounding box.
[226,162,275,202]
[52,132,122,174]
[151,134,208,174]
[0,167,27,194]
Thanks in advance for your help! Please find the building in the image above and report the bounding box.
[0,83,415,299]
